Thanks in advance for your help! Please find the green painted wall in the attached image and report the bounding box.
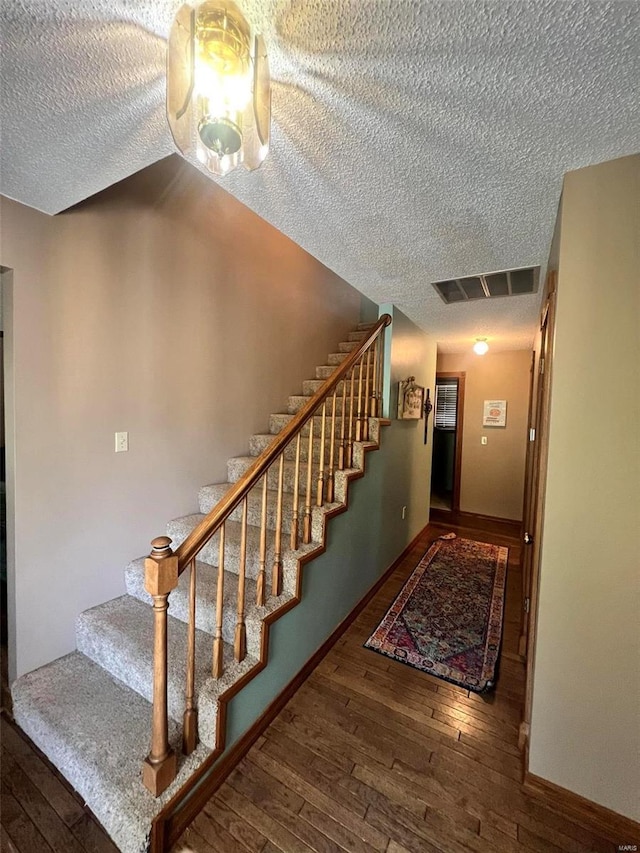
[222,305,437,746]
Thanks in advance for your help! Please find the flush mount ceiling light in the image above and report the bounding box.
[473,338,489,355]
[167,1,270,177]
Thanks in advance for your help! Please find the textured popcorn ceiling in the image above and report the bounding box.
[1,1,639,351]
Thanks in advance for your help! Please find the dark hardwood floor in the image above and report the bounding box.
[0,520,621,852]
[0,712,120,853]
[174,521,618,853]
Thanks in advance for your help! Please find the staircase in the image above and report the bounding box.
[11,318,390,853]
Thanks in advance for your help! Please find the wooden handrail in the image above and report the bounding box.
[143,314,391,796]
[174,314,391,572]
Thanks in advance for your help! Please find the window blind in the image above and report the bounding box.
[435,382,458,429]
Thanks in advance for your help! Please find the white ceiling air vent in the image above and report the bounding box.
[433,266,540,305]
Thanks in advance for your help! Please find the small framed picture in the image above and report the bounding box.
[398,377,425,420]
[483,399,507,427]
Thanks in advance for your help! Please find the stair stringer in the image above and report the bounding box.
[153,419,390,836]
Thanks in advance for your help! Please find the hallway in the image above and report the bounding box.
[176,521,617,853]
[0,520,622,852]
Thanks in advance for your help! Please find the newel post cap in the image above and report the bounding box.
[144,536,179,597]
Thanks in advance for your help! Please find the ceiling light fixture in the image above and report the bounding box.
[473,338,489,355]
[167,1,270,177]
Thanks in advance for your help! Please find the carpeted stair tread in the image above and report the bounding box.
[303,375,373,394]
[167,508,322,591]
[314,364,374,380]
[269,410,347,433]
[125,557,257,645]
[11,651,211,853]
[288,394,350,415]
[198,481,345,543]
[76,595,212,724]
[269,412,381,445]
[249,432,336,462]
[198,485,311,536]
[228,455,333,496]
[166,514,269,576]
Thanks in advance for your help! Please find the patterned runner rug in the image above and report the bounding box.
[365,536,508,692]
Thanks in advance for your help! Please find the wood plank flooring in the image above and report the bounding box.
[174,521,619,853]
[0,712,119,853]
[0,521,623,852]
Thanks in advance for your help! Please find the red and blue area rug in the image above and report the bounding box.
[365,536,508,693]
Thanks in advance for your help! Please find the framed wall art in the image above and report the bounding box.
[397,377,425,420]
[483,399,507,427]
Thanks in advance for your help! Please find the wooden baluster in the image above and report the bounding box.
[183,556,198,755]
[326,390,337,503]
[234,497,248,662]
[316,400,327,507]
[355,356,365,442]
[212,523,225,679]
[257,475,268,606]
[347,368,356,468]
[362,348,372,441]
[272,455,284,596]
[371,334,380,417]
[338,370,348,470]
[303,415,315,543]
[290,434,301,551]
[142,536,178,797]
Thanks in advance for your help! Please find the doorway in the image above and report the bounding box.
[0,268,11,711]
[518,272,557,755]
[430,372,465,512]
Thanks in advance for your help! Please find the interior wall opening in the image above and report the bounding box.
[430,371,465,513]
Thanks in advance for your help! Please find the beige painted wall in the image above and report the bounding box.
[529,154,640,819]
[0,156,362,679]
[437,350,531,520]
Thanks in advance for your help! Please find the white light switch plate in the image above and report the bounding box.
[115,432,129,452]
[481,436,488,445]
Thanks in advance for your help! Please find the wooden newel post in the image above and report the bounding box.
[142,536,179,797]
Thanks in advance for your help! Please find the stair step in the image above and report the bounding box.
[288,394,350,415]
[11,651,212,853]
[250,431,337,462]
[167,514,270,575]
[167,507,321,594]
[197,485,312,538]
[125,557,257,648]
[269,412,381,445]
[315,364,340,379]
[315,364,373,381]
[301,380,373,399]
[357,321,376,330]
[228,455,332,497]
[338,341,359,352]
[327,352,349,365]
[76,595,213,724]
[347,330,369,341]
[198,479,346,545]
[270,411,329,434]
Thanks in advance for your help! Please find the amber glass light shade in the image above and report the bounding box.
[167,1,270,176]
